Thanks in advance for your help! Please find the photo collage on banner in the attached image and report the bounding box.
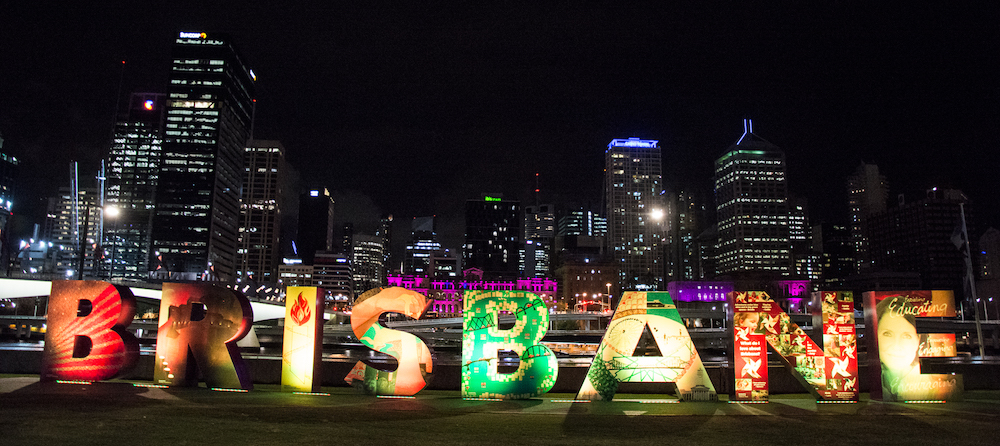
[462,290,557,399]
[576,291,717,401]
[344,287,434,396]
[864,290,963,402]
[729,291,858,402]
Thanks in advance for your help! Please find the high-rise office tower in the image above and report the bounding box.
[846,162,888,273]
[313,251,354,308]
[866,188,968,292]
[522,204,555,278]
[45,187,101,277]
[0,135,19,265]
[237,140,287,283]
[669,190,707,281]
[404,216,442,275]
[714,120,791,276]
[106,92,166,280]
[464,193,521,279]
[605,138,664,291]
[151,32,255,281]
[352,234,387,295]
[296,188,334,265]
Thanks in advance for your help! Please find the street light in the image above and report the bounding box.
[104,205,120,280]
[605,282,612,311]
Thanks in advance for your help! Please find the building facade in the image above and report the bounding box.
[846,162,888,273]
[464,194,521,279]
[605,138,664,291]
[237,140,286,283]
[106,92,166,280]
[151,32,255,281]
[714,120,791,276]
[296,188,334,265]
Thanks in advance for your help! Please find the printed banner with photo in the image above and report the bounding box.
[863,290,963,402]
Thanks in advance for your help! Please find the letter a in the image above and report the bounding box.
[154,283,254,390]
[462,290,557,399]
[577,291,717,401]
[41,280,139,382]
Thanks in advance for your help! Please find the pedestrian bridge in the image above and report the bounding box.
[0,278,286,322]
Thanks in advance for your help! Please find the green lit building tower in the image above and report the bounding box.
[714,120,791,276]
[151,32,255,281]
[106,92,166,280]
[605,138,664,291]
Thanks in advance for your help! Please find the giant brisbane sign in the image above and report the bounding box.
[39,280,963,403]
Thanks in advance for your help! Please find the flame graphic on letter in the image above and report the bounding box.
[290,293,311,326]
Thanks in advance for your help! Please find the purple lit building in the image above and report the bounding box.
[387,268,557,317]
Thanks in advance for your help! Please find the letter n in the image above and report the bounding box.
[730,291,858,402]
[577,291,717,401]
[41,280,139,382]
[154,283,253,390]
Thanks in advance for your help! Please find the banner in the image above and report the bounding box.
[281,287,325,392]
[864,291,963,401]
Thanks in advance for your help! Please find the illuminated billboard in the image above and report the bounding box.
[344,287,433,396]
[40,280,139,382]
[281,287,325,393]
[577,291,717,401]
[864,291,963,401]
[462,290,557,399]
[154,283,254,390]
[730,291,858,402]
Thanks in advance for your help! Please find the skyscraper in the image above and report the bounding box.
[523,204,555,278]
[404,216,442,275]
[846,162,888,273]
[151,31,255,281]
[352,234,387,295]
[297,188,334,265]
[237,140,287,283]
[464,193,521,279]
[713,120,791,276]
[605,138,663,291]
[106,92,166,280]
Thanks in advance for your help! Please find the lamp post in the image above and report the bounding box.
[605,282,612,311]
[104,205,120,280]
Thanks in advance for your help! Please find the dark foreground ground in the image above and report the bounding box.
[2,376,999,446]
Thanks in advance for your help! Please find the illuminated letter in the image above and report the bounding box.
[344,287,433,396]
[154,283,253,390]
[282,287,325,392]
[864,290,963,402]
[730,291,858,402]
[462,290,557,399]
[577,291,717,401]
[40,280,139,382]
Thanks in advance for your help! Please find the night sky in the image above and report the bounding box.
[2,2,998,253]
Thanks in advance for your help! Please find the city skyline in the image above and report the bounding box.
[2,3,998,251]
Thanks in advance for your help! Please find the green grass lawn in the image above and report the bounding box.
[3,377,1000,445]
